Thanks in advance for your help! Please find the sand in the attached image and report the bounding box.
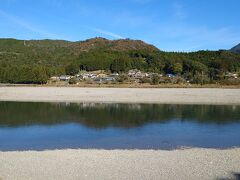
[0,87,240,104]
[0,148,240,180]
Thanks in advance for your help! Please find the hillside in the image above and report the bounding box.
[0,37,240,84]
[230,43,240,54]
[0,37,158,54]
[71,38,158,54]
[0,37,158,66]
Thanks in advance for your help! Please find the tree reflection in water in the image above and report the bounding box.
[0,102,239,129]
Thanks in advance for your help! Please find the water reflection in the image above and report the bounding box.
[0,102,239,128]
[0,102,239,150]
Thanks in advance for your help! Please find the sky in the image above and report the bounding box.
[0,0,240,51]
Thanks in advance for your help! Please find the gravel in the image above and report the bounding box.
[0,148,240,180]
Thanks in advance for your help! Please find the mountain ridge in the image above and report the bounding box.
[0,37,159,53]
[230,43,240,54]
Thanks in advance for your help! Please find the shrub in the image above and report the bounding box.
[151,74,160,85]
[171,77,187,84]
[159,77,171,84]
[139,77,151,84]
[69,77,77,84]
[191,72,210,85]
[219,78,240,85]
[85,78,94,84]
[117,74,129,83]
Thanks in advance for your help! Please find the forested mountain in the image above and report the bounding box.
[0,38,240,84]
[230,43,240,54]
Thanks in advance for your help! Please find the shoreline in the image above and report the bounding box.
[0,148,240,180]
[0,87,240,105]
[1,83,240,89]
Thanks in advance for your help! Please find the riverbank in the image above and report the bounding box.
[0,148,239,180]
[0,87,240,104]
[1,83,240,88]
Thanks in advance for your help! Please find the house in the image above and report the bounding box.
[59,75,71,81]
[89,73,97,79]
[94,78,104,84]
[94,76,116,84]
[128,69,141,77]
[108,74,119,78]
[112,73,119,76]
[97,73,107,78]
[50,76,60,81]
[81,73,97,79]
[225,73,238,79]
[166,74,176,78]
[104,76,116,81]
[128,69,148,79]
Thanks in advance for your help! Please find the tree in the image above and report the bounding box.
[110,58,129,73]
[151,74,160,85]
[65,63,79,76]
[32,66,48,84]
[173,63,183,74]
[192,72,210,85]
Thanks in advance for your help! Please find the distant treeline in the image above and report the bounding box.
[0,38,240,84]
[0,64,64,84]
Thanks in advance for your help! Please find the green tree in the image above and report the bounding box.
[151,74,160,85]
[173,63,183,74]
[32,66,48,84]
[65,63,79,76]
[110,58,131,73]
[192,72,210,85]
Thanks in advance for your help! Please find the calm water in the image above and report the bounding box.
[0,102,240,151]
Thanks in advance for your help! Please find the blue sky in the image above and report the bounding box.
[0,0,240,51]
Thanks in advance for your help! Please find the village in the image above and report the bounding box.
[49,69,239,86]
[50,69,168,85]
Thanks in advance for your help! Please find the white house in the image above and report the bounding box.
[59,75,71,81]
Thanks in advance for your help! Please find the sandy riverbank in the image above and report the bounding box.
[0,87,240,104]
[0,148,239,180]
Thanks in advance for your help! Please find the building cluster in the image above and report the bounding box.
[128,69,164,78]
[49,69,239,85]
[50,72,119,84]
[128,69,149,78]
[49,69,179,85]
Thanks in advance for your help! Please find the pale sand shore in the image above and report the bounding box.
[0,87,240,104]
[0,149,240,180]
